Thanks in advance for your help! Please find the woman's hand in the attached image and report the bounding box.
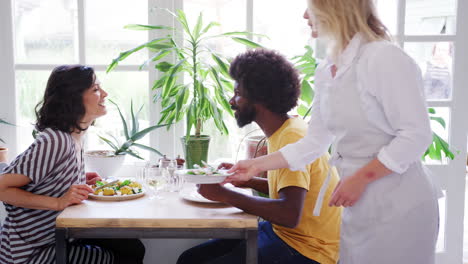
[224,159,262,183]
[329,172,370,207]
[56,184,94,211]
[86,172,101,185]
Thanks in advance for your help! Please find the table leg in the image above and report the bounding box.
[55,228,67,264]
[245,229,258,264]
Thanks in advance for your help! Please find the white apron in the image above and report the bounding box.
[316,54,440,264]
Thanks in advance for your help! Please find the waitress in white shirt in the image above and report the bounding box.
[226,0,441,263]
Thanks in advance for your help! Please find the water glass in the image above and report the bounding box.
[134,161,147,183]
[159,159,183,192]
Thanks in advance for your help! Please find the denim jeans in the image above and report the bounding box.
[177,221,320,264]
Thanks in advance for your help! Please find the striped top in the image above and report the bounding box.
[0,128,82,264]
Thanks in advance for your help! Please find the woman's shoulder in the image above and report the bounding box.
[360,40,418,71]
[35,128,73,146]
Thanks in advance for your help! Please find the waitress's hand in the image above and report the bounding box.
[224,159,262,184]
[329,173,369,207]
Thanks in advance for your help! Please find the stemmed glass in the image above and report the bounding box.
[144,165,166,200]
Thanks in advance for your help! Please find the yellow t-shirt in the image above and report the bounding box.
[267,118,341,264]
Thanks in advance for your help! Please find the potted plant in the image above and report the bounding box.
[85,99,168,177]
[107,9,264,168]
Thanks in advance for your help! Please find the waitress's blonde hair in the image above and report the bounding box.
[308,0,391,61]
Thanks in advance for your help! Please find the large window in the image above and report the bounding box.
[13,0,150,160]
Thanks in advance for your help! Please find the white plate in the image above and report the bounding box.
[179,184,252,204]
[88,191,145,201]
[176,169,233,184]
[179,188,220,203]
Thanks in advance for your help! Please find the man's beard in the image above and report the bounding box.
[234,105,256,128]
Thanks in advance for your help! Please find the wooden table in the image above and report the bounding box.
[55,190,258,263]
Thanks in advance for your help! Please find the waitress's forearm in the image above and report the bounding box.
[0,187,59,211]
[256,151,289,171]
[355,158,394,183]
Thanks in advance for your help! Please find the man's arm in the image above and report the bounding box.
[233,177,269,195]
[198,184,307,228]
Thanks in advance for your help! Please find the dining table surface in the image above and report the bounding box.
[55,185,259,263]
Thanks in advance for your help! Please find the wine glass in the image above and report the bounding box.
[145,165,166,200]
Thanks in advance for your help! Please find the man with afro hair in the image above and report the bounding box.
[177,49,341,264]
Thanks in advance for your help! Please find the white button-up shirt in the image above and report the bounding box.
[280,34,432,174]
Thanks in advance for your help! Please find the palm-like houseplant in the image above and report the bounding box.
[107,9,264,168]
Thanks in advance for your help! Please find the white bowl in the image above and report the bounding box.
[84,150,125,178]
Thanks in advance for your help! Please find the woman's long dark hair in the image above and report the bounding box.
[35,65,95,133]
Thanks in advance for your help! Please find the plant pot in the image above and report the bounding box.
[0,147,8,163]
[181,135,210,169]
[84,150,125,178]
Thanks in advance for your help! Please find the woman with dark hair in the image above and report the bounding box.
[0,65,145,264]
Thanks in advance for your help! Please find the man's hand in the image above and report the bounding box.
[197,184,229,203]
[86,172,102,185]
[56,184,94,211]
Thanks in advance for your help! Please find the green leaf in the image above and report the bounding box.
[193,12,203,39]
[124,24,174,31]
[134,104,144,132]
[300,80,314,104]
[131,124,170,141]
[152,75,168,90]
[133,143,164,157]
[211,54,230,77]
[99,136,119,152]
[185,101,195,137]
[108,99,129,140]
[176,9,193,40]
[221,78,234,92]
[428,108,436,114]
[147,43,174,51]
[153,49,173,61]
[162,59,186,98]
[106,37,171,73]
[430,116,446,129]
[175,86,188,117]
[130,101,137,136]
[155,61,174,72]
[221,31,268,38]
[302,106,313,119]
[297,105,309,116]
[201,21,220,35]
[230,37,263,48]
[0,119,13,126]
[119,140,134,152]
